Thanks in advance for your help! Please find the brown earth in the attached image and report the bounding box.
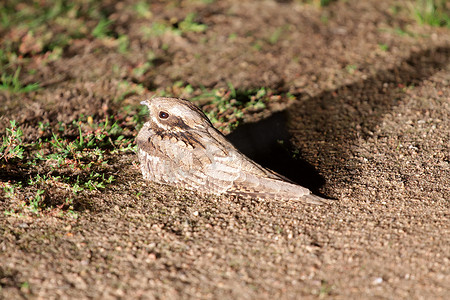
[1,0,449,299]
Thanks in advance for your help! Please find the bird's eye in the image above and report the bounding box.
[159,111,169,119]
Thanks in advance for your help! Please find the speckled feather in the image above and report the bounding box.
[136,97,331,205]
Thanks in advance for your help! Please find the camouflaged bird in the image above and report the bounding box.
[137,97,331,205]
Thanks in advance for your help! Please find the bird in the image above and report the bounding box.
[136,97,332,205]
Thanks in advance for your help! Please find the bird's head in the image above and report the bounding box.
[141,97,212,132]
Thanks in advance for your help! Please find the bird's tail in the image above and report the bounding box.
[300,193,333,205]
[231,174,334,205]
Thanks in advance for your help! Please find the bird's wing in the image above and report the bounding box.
[205,127,331,204]
[138,128,241,195]
[205,126,295,181]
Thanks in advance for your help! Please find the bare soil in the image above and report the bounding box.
[1,0,449,299]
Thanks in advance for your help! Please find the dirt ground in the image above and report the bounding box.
[1,0,449,299]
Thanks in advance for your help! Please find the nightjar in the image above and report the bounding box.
[137,97,331,205]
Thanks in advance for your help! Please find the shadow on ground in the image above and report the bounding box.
[227,111,327,194]
[226,46,449,194]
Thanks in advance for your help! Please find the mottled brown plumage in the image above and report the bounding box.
[136,97,332,205]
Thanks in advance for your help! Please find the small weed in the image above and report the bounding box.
[268,27,285,45]
[252,41,263,51]
[117,35,129,53]
[320,13,329,24]
[411,0,449,27]
[0,49,8,66]
[1,182,21,199]
[393,27,416,37]
[27,189,45,215]
[390,4,401,15]
[38,122,51,135]
[142,22,172,37]
[345,64,358,74]
[318,0,336,6]
[120,103,150,133]
[82,173,115,191]
[0,67,40,93]
[378,43,389,51]
[134,1,152,19]
[115,80,145,103]
[20,281,30,293]
[228,33,237,40]
[318,280,333,297]
[92,18,114,38]
[132,62,152,78]
[295,0,337,7]
[0,120,25,161]
[179,13,207,33]
[64,207,79,219]
[142,13,206,38]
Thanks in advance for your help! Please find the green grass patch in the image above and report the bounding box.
[378,43,389,51]
[178,13,208,33]
[133,1,152,19]
[142,13,207,38]
[411,0,449,27]
[92,17,115,38]
[159,82,292,134]
[268,26,285,45]
[0,67,40,93]
[295,0,337,7]
[1,115,137,217]
[0,120,24,161]
[0,0,121,73]
[345,64,358,74]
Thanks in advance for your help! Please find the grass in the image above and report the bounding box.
[141,12,207,38]
[268,26,285,45]
[0,115,136,217]
[0,120,24,161]
[117,35,130,54]
[0,67,40,93]
[295,0,337,7]
[114,80,146,103]
[378,43,389,51]
[92,18,115,38]
[159,82,291,134]
[0,0,90,56]
[411,0,449,27]
[133,1,152,19]
[391,0,449,28]
[0,0,124,98]
[318,280,333,298]
[178,13,208,33]
[0,0,129,78]
[345,64,358,74]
